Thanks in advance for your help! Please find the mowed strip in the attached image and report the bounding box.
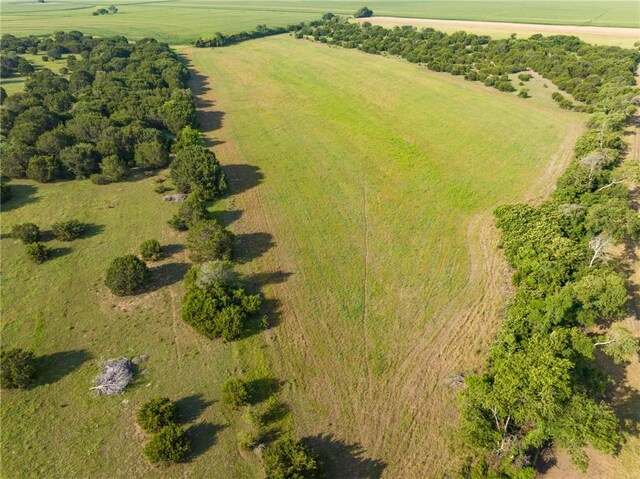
[180,36,584,477]
[354,16,640,48]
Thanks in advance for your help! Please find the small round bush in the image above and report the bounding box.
[137,397,177,433]
[12,223,41,243]
[0,348,36,389]
[105,254,148,296]
[143,424,191,465]
[52,220,85,241]
[263,437,319,479]
[140,239,162,261]
[222,377,249,408]
[25,242,49,264]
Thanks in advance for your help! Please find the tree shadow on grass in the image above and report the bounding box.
[223,164,264,196]
[246,377,282,405]
[34,349,91,387]
[175,394,216,423]
[148,262,190,290]
[162,243,185,258]
[48,246,73,260]
[209,209,243,228]
[186,422,227,460]
[303,433,387,479]
[1,184,39,212]
[245,270,293,288]
[234,232,275,264]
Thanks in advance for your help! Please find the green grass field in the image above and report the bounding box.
[178,36,586,477]
[0,172,282,478]
[0,0,638,44]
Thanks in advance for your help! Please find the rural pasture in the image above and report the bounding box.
[0,0,638,43]
[179,36,585,476]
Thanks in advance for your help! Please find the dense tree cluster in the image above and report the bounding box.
[297,18,639,104]
[0,32,196,182]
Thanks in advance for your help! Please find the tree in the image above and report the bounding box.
[322,12,336,21]
[197,260,238,288]
[143,424,191,465]
[168,194,208,231]
[221,377,249,408]
[105,255,148,296]
[588,234,611,267]
[134,141,169,169]
[0,86,6,104]
[171,125,204,153]
[159,91,196,134]
[354,6,374,18]
[571,269,627,325]
[262,437,319,479]
[170,145,227,200]
[52,220,85,241]
[595,326,639,364]
[0,348,36,389]
[36,128,73,157]
[12,223,41,243]
[0,141,37,178]
[108,5,118,14]
[137,397,177,433]
[187,220,234,263]
[26,242,49,264]
[59,143,100,178]
[140,239,162,261]
[26,155,59,182]
[1,181,12,203]
[65,112,109,143]
[98,154,128,182]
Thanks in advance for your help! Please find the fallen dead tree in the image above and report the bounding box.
[90,358,135,395]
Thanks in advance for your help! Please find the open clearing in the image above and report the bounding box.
[178,35,585,477]
[0,0,638,43]
[354,16,640,48]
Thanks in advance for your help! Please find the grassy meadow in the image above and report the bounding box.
[0,0,638,44]
[0,172,281,478]
[178,36,585,477]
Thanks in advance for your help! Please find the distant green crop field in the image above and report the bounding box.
[0,0,638,44]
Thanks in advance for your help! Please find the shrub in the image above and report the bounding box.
[137,397,177,433]
[140,239,162,261]
[143,424,191,465]
[518,88,530,98]
[168,195,208,231]
[52,219,85,241]
[222,377,249,408]
[25,242,49,263]
[238,430,259,451]
[12,222,40,243]
[105,254,148,296]
[354,6,373,18]
[0,348,36,389]
[262,437,319,479]
[518,73,533,82]
[182,281,261,341]
[187,220,234,263]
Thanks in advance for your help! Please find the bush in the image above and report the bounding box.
[144,424,191,465]
[168,195,208,231]
[137,397,177,433]
[238,430,259,451]
[518,88,530,98]
[105,254,148,296]
[140,239,162,261]
[262,437,319,479]
[182,281,261,341]
[25,242,49,263]
[0,348,36,389]
[221,377,249,408]
[518,73,533,82]
[52,219,85,241]
[187,220,234,263]
[12,222,40,243]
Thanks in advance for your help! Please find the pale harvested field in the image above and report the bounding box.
[354,16,640,48]
[178,35,585,477]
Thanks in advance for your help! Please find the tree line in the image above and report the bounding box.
[0,31,196,186]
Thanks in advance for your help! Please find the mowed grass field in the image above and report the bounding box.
[0,173,280,478]
[178,36,585,477]
[0,0,638,43]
